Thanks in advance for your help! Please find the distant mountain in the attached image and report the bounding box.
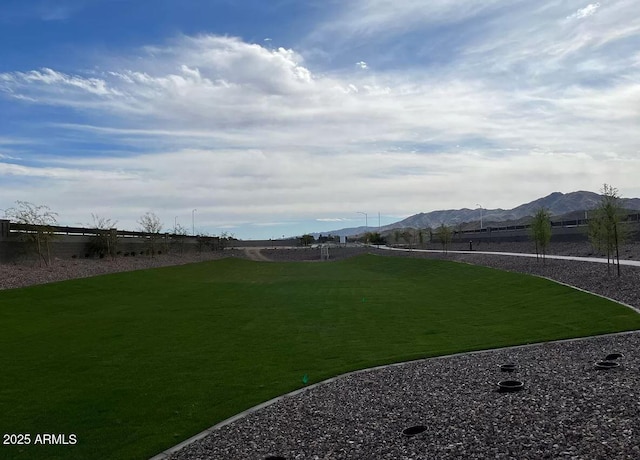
[316,191,640,238]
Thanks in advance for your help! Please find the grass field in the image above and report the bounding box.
[1,254,639,459]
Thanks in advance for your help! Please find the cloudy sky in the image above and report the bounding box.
[0,1,638,239]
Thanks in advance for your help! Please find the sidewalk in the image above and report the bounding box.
[378,246,640,267]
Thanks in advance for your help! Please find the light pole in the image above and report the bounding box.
[357,211,368,229]
[357,212,368,243]
[476,204,483,230]
[192,209,197,236]
[174,216,178,232]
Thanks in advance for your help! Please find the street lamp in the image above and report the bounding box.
[476,204,483,230]
[357,211,368,243]
[357,211,368,230]
[192,209,197,236]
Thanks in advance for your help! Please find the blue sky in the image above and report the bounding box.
[1,1,639,239]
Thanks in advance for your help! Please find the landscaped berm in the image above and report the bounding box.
[1,254,639,459]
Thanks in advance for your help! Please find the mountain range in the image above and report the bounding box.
[316,191,640,238]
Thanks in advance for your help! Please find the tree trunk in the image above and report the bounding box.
[614,222,620,277]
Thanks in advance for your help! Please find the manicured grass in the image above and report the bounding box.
[1,254,639,459]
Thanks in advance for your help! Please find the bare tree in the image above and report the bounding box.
[219,231,236,250]
[138,212,163,257]
[171,222,189,254]
[401,230,413,248]
[435,223,452,253]
[529,208,552,262]
[87,214,119,258]
[4,201,58,266]
[588,184,628,276]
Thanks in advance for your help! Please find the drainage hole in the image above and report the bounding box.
[497,380,524,392]
[594,361,620,369]
[402,425,427,437]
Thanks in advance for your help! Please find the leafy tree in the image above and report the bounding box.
[300,234,314,247]
[529,208,552,262]
[4,201,58,266]
[87,213,118,258]
[138,212,163,257]
[367,232,386,245]
[435,223,452,253]
[588,184,628,276]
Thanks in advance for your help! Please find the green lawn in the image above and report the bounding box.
[1,254,639,459]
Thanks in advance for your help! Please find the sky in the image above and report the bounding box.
[0,0,638,239]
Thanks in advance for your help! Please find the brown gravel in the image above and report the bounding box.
[0,250,244,290]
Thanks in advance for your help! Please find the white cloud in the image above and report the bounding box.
[569,2,601,20]
[356,61,368,69]
[2,68,118,96]
[309,0,505,43]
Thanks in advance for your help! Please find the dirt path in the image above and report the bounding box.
[242,248,272,262]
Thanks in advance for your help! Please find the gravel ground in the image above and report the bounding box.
[3,243,640,459]
[0,250,244,290]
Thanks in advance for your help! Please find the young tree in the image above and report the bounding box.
[138,212,163,257]
[170,222,189,254]
[401,230,413,248]
[218,231,236,250]
[87,214,119,258]
[529,208,552,262]
[435,223,452,253]
[588,184,628,276]
[4,201,58,266]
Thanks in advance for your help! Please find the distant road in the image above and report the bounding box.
[242,248,272,262]
[378,246,640,267]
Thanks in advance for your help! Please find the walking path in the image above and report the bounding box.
[378,246,640,266]
[242,248,272,262]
